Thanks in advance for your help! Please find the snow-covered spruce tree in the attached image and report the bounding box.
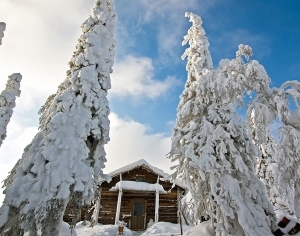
[0,0,116,235]
[247,80,300,217]
[169,12,276,236]
[0,74,22,146]
[168,12,213,223]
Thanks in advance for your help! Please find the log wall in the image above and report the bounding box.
[99,166,184,229]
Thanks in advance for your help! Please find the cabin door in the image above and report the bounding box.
[131,200,146,230]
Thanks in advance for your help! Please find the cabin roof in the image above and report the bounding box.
[107,159,187,190]
[108,159,168,178]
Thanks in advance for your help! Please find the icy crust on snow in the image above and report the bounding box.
[0,22,5,45]
[169,13,277,236]
[110,181,167,193]
[0,0,116,234]
[0,73,22,146]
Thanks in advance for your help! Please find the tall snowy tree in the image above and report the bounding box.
[0,74,22,146]
[0,22,22,147]
[169,13,276,236]
[0,0,116,235]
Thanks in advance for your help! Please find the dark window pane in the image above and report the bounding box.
[134,203,143,216]
[136,176,145,182]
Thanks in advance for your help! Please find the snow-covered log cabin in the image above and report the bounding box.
[64,159,186,231]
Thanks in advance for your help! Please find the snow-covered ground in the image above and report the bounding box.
[76,222,194,236]
[23,221,194,236]
[21,218,300,236]
[23,212,300,236]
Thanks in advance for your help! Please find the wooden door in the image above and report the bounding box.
[131,200,145,230]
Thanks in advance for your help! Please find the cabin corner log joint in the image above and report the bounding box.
[64,159,186,231]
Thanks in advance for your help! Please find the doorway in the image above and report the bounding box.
[131,200,146,230]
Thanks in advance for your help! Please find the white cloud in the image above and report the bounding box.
[110,55,180,100]
[104,112,174,174]
[0,121,38,203]
[0,122,37,165]
[0,0,94,95]
[114,0,216,63]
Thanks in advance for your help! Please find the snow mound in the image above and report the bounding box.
[183,221,215,236]
[24,222,77,236]
[76,223,133,236]
[140,222,192,236]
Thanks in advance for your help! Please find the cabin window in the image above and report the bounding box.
[136,175,145,182]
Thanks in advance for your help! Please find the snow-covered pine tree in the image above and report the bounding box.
[169,12,276,236]
[0,74,22,146]
[168,12,213,223]
[0,0,116,235]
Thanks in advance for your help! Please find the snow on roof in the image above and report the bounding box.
[110,181,167,193]
[107,159,187,190]
[108,159,169,178]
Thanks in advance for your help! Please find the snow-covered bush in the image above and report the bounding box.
[0,0,116,235]
[169,12,276,235]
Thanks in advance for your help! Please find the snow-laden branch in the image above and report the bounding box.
[247,75,300,216]
[0,22,5,45]
[0,73,22,146]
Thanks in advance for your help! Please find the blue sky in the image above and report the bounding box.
[0,0,299,202]
[112,0,300,133]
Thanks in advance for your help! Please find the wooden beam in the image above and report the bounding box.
[115,174,123,225]
[91,187,102,226]
[155,175,160,223]
[177,188,182,224]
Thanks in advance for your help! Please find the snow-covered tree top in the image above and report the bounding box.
[182,12,212,75]
[0,22,5,45]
